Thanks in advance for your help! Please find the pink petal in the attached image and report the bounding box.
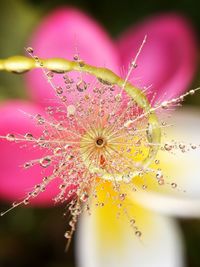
[26,7,119,106]
[0,101,60,205]
[117,14,197,102]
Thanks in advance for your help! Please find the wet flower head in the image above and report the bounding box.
[0,40,200,246]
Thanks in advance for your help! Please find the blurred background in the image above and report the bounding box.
[0,0,200,266]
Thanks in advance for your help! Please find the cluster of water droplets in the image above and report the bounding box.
[0,46,200,247]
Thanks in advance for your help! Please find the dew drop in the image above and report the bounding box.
[135,230,142,237]
[161,101,168,109]
[67,105,76,117]
[130,219,135,225]
[56,86,63,94]
[23,199,29,205]
[46,71,54,79]
[39,157,51,168]
[6,133,15,141]
[36,114,45,125]
[24,162,32,169]
[24,133,34,140]
[64,231,71,239]
[78,60,85,67]
[119,193,126,201]
[158,179,165,185]
[164,143,173,151]
[54,147,62,155]
[33,56,39,61]
[171,182,177,188]
[12,201,18,207]
[115,94,122,102]
[189,89,195,95]
[76,80,87,92]
[61,96,67,102]
[131,62,138,68]
[73,54,79,61]
[179,143,185,150]
[109,85,115,91]
[80,192,89,202]
[26,47,34,53]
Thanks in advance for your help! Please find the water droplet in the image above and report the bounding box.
[26,47,34,54]
[130,219,135,225]
[124,120,134,129]
[23,199,29,205]
[161,101,168,109]
[179,143,185,150]
[135,231,142,237]
[63,75,73,84]
[73,54,79,61]
[109,85,115,91]
[156,171,163,179]
[54,147,62,155]
[78,60,85,67]
[12,201,18,207]
[158,179,165,185]
[35,114,45,125]
[76,80,87,92]
[6,133,15,141]
[24,133,34,140]
[56,86,63,94]
[119,193,126,201]
[39,157,51,168]
[36,182,43,189]
[64,231,71,239]
[61,96,67,102]
[80,192,89,202]
[115,94,122,102]
[189,89,195,95]
[164,143,173,151]
[67,105,76,117]
[171,182,177,188]
[33,56,39,61]
[46,71,54,79]
[24,162,32,169]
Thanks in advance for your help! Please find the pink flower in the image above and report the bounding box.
[0,7,199,267]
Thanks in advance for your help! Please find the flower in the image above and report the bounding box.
[0,7,200,267]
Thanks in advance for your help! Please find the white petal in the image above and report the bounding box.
[76,210,184,267]
[132,107,200,217]
[132,190,200,217]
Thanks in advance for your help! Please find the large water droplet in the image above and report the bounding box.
[6,133,15,141]
[76,80,87,92]
[39,157,51,168]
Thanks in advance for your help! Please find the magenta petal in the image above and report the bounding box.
[26,7,119,106]
[117,14,197,102]
[0,101,60,205]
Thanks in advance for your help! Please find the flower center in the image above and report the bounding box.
[95,137,105,147]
